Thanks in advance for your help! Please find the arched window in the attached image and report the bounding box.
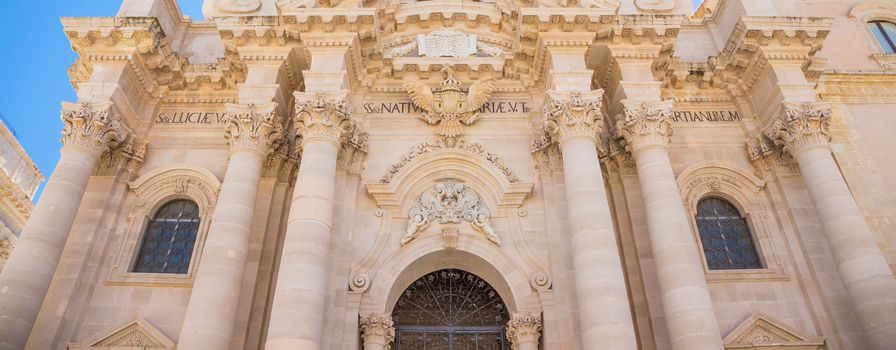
[695,197,762,270]
[869,20,896,54]
[133,199,201,274]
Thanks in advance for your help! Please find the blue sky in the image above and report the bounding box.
[1,0,700,200]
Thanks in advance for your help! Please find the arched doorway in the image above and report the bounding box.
[392,269,510,349]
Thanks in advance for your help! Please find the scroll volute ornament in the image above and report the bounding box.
[615,99,675,154]
[294,91,355,145]
[506,312,543,349]
[764,102,833,157]
[359,313,396,349]
[60,102,129,158]
[224,102,284,156]
[542,90,605,144]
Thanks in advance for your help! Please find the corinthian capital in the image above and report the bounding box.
[506,312,543,349]
[60,102,129,158]
[764,102,832,157]
[614,99,675,154]
[542,90,605,144]
[359,313,395,349]
[224,103,284,156]
[294,91,355,145]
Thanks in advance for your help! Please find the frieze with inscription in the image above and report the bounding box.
[154,111,228,125]
[363,100,532,115]
[672,109,741,123]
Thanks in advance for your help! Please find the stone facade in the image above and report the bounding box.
[1,0,895,349]
[0,118,43,272]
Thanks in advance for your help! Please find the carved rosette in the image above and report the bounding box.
[60,102,129,158]
[764,102,833,157]
[224,103,284,156]
[294,91,355,145]
[542,90,605,144]
[359,313,396,349]
[615,99,675,154]
[506,312,543,349]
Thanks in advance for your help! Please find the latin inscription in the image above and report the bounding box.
[154,112,228,125]
[672,110,741,123]
[363,100,532,115]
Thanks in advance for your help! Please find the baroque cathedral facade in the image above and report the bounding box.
[1,0,896,349]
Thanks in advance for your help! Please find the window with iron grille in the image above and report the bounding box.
[869,20,896,54]
[695,197,762,270]
[133,199,201,274]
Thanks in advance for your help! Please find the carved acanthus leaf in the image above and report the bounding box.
[294,91,355,144]
[763,102,832,157]
[0,239,12,261]
[225,103,284,156]
[542,90,605,144]
[506,313,543,349]
[380,138,519,184]
[60,102,130,158]
[615,99,675,154]
[359,313,396,349]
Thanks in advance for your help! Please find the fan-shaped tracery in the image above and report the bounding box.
[392,269,510,349]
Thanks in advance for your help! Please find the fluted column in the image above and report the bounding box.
[360,313,395,350]
[765,102,896,350]
[177,103,283,350]
[616,100,724,350]
[536,90,639,349]
[0,102,128,350]
[265,91,361,350]
[507,313,543,350]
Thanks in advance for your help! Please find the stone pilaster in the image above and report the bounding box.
[506,313,542,350]
[615,99,725,350]
[359,313,395,350]
[765,102,896,350]
[535,90,639,350]
[265,91,360,350]
[0,102,129,350]
[177,103,283,350]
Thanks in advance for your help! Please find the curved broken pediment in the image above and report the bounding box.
[67,315,174,349]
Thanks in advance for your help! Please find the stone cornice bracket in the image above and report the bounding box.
[60,101,131,159]
[541,90,606,145]
[763,102,833,157]
[614,99,675,155]
[224,102,285,156]
[359,313,395,349]
[294,90,355,146]
[506,312,543,349]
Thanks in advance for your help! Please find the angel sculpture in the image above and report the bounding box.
[404,67,496,142]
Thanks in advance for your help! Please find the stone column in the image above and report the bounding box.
[0,102,128,350]
[507,313,543,350]
[359,313,395,350]
[615,100,725,350]
[177,103,283,350]
[765,102,896,350]
[535,90,639,349]
[265,91,360,350]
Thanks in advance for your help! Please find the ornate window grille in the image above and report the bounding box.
[869,20,896,54]
[695,197,762,270]
[393,269,510,350]
[133,199,201,274]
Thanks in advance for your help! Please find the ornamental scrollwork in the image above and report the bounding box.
[359,313,395,350]
[403,182,500,246]
[380,138,519,184]
[541,90,605,144]
[763,102,833,157]
[614,99,675,154]
[294,91,356,145]
[224,103,284,156]
[60,102,130,158]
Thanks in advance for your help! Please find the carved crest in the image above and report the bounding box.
[67,315,175,349]
[403,181,500,246]
[723,311,824,349]
[390,28,503,58]
[404,68,496,141]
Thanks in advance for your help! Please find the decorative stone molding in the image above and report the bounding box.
[380,138,519,184]
[635,0,676,12]
[215,0,262,13]
[0,238,12,261]
[60,102,129,158]
[403,181,500,246]
[389,28,504,58]
[404,68,496,141]
[294,91,355,145]
[262,141,300,181]
[746,136,801,178]
[99,137,147,177]
[338,127,369,175]
[723,311,824,349]
[224,103,284,156]
[763,102,833,157]
[538,90,605,145]
[67,315,175,349]
[614,99,675,154]
[850,1,896,69]
[359,313,396,349]
[506,312,542,349]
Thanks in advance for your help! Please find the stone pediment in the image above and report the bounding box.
[723,311,825,349]
[68,315,175,349]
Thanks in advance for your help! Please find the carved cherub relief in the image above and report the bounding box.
[402,182,500,246]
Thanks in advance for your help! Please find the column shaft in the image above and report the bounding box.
[796,148,896,349]
[177,150,265,349]
[265,139,340,350]
[0,148,98,350]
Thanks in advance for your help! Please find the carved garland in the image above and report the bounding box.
[380,138,519,184]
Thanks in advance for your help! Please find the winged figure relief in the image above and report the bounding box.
[404,68,496,140]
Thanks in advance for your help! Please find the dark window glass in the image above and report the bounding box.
[695,197,762,270]
[133,199,200,274]
[869,21,896,54]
